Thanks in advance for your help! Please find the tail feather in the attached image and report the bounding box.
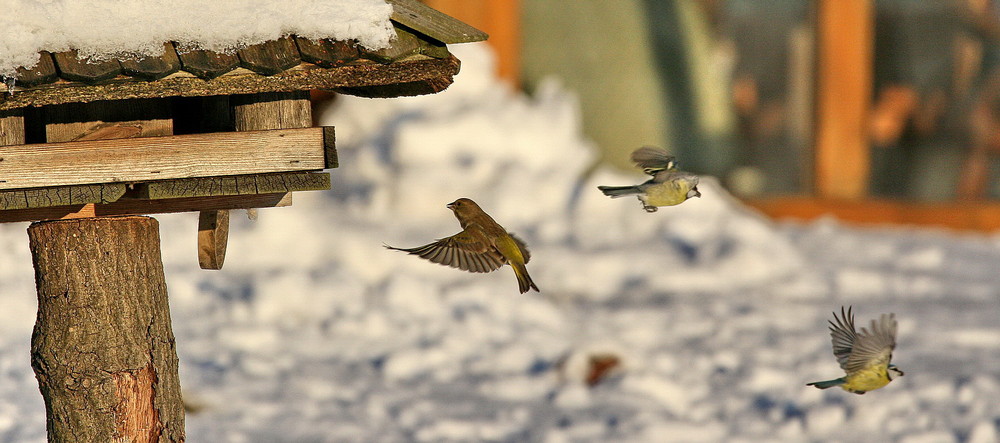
[512,263,539,294]
[806,378,845,390]
[598,185,641,198]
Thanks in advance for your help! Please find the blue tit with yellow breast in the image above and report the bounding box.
[597,146,700,213]
[807,306,904,394]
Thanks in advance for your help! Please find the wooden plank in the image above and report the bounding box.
[14,51,58,87]
[120,42,182,80]
[0,193,291,224]
[135,171,330,199]
[814,0,873,199]
[176,48,239,79]
[0,55,461,110]
[295,38,360,67]
[43,99,173,143]
[746,196,1000,232]
[1,184,127,211]
[232,91,312,131]
[237,37,301,76]
[1,108,25,146]
[386,0,489,44]
[0,127,329,190]
[52,50,122,83]
[198,209,230,270]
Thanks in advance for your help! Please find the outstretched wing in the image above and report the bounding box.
[631,146,677,176]
[828,306,860,370]
[386,230,505,273]
[844,313,897,375]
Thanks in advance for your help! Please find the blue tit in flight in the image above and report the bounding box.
[597,146,700,212]
[807,306,904,394]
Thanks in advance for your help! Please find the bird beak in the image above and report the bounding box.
[691,188,701,198]
[446,202,456,210]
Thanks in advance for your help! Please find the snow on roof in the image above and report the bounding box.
[0,0,395,78]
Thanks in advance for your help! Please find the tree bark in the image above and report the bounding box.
[29,216,184,442]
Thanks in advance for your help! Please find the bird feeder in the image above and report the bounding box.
[0,1,485,440]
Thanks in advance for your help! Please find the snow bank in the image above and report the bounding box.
[0,0,394,78]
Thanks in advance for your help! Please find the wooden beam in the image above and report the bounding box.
[814,0,873,199]
[198,209,230,270]
[1,183,126,211]
[0,193,291,224]
[0,127,330,190]
[746,196,1000,231]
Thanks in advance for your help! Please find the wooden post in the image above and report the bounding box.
[29,216,184,442]
[27,99,185,442]
[814,0,873,199]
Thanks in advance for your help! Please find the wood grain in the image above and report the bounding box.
[13,51,57,87]
[198,209,230,270]
[0,193,291,223]
[238,36,301,75]
[28,216,184,442]
[52,49,122,83]
[119,42,182,80]
[0,108,25,146]
[0,127,329,190]
[386,0,489,43]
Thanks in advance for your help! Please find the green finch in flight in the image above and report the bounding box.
[386,198,539,294]
[598,146,701,212]
[807,306,904,394]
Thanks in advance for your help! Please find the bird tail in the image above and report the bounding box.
[512,263,539,294]
[806,378,845,390]
[597,185,641,198]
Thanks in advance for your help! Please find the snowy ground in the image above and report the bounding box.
[1,44,999,442]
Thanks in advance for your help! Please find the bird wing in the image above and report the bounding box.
[387,230,506,273]
[650,169,699,186]
[844,313,898,375]
[508,232,531,264]
[828,306,860,370]
[631,146,677,176]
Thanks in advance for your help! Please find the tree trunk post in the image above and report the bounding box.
[29,216,185,442]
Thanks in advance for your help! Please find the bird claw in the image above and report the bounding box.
[643,205,658,213]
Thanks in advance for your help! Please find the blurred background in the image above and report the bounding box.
[427,0,1000,230]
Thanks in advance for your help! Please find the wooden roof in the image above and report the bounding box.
[0,0,487,111]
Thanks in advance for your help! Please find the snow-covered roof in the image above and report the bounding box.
[0,0,397,79]
[0,0,487,110]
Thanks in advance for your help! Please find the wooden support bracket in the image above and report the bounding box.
[198,209,230,270]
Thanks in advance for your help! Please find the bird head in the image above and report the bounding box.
[447,198,483,222]
[888,364,904,380]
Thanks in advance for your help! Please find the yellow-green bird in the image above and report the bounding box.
[597,146,700,213]
[386,198,539,294]
[807,306,904,394]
